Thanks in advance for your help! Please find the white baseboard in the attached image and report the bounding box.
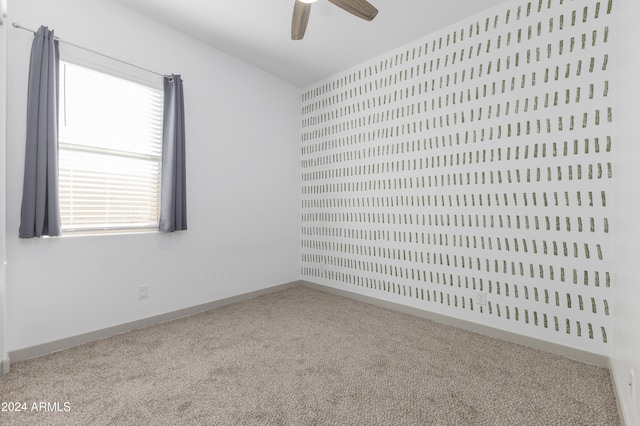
[609,358,636,426]
[8,280,300,363]
[8,279,611,370]
[300,280,610,368]
[1,357,9,375]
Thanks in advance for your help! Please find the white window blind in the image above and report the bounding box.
[58,61,164,233]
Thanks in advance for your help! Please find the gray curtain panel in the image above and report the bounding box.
[159,74,187,232]
[18,26,61,238]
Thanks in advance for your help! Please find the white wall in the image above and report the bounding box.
[301,0,614,356]
[5,0,301,352]
[612,0,640,423]
[0,0,8,372]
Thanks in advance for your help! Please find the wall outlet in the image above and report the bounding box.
[138,285,149,300]
[476,291,487,306]
[630,369,636,399]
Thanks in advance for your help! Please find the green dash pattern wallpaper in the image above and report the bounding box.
[300,0,614,354]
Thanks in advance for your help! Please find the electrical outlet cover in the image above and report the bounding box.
[476,291,487,306]
[138,285,149,300]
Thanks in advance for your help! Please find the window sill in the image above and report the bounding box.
[60,226,159,238]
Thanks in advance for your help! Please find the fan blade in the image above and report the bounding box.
[328,0,378,21]
[291,0,312,40]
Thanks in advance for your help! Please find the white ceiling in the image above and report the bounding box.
[113,0,509,88]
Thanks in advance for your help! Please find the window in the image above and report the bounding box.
[58,61,164,233]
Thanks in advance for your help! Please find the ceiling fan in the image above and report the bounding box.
[291,0,378,40]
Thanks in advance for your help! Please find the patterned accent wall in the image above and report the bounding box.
[300,0,613,353]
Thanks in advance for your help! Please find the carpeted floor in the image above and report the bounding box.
[0,285,621,425]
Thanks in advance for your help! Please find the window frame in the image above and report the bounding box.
[57,49,165,236]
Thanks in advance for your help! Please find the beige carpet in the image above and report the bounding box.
[0,285,621,425]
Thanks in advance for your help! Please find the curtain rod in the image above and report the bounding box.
[12,22,172,80]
